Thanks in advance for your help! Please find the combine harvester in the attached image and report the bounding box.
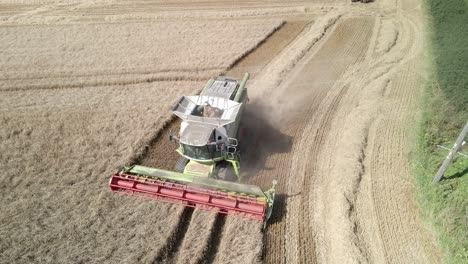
[109,73,277,225]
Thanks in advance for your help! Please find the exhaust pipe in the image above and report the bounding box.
[234,72,249,103]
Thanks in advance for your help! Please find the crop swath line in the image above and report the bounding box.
[155,207,195,262]
[0,75,209,92]
[198,214,226,264]
[0,66,224,81]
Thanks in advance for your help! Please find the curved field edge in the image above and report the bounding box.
[413,0,468,262]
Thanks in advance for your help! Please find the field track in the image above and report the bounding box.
[0,0,444,263]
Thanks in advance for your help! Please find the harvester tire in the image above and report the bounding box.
[175,157,189,173]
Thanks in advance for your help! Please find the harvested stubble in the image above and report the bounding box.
[174,209,218,264]
[0,18,283,262]
[213,216,263,264]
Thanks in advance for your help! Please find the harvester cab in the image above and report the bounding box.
[170,74,247,181]
[109,73,277,225]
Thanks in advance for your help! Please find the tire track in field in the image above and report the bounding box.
[300,1,441,261]
[193,214,226,264]
[294,13,404,261]
[0,74,216,92]
[339,10,432,263]
[154,207,195,263]
[170,210,224,264]
[298,18,374,264]
[308,14,408,263]
[351,14,421,263]
[0,66,223,81]
[240,17,374,263]
[358,9,441,261]
[212,216,264,263]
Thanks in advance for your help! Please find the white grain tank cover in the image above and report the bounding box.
[172,95,242,127]
[179,121,217,146]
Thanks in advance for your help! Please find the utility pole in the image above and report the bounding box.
[433,121,468,184]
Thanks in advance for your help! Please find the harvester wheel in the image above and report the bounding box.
[215,161,238,182]
[175,157,189,173]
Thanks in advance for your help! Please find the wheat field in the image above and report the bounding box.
[0,15,282,262]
